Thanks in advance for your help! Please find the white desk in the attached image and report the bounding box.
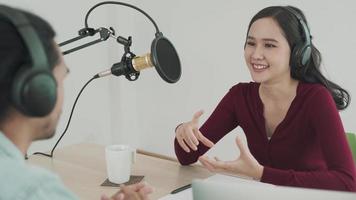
[27,143,212,200]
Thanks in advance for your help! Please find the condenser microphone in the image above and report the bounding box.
[96,33,181,83]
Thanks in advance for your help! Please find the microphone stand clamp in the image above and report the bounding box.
[116,36,140,81]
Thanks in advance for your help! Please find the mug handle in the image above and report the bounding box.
[131,148,136,164]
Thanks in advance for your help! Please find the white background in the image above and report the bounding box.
[1,0,355,161]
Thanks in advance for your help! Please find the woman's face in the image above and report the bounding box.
[244,17,292,85]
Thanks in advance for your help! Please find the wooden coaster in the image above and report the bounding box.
[100,175,144,187]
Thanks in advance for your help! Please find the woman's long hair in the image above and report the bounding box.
[246,6,350,110]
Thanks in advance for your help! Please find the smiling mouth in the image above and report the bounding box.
[252,63,269,71]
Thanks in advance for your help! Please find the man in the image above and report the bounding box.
[0,5,152,200]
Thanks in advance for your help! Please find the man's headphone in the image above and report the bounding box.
[284,6,312,68]
[0,5,57,117]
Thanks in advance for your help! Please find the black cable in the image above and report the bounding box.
[33,75,99,158]
[84,1,160,34]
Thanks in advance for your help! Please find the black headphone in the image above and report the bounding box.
[0,5,57,117]
[284,6,312,68]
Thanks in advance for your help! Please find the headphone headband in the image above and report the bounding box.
[284,6,312,68]
[0,5,57,117]
[0,5,49,71]
[284,6,311,47]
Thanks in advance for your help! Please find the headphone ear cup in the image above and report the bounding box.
[291,43,304,68]
[300,44,312,67]
[12,66,57,117]
[291,43,312,68]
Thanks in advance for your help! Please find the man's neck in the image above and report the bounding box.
[0,115,34,156]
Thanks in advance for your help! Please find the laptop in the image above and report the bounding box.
[192,179,356,200]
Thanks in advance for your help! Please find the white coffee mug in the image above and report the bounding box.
[105,144,135,184]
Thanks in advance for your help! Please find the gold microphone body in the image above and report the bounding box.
[132,53,153,72]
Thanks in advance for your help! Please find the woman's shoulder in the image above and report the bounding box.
[230,81,259,93]
[298,82,331,98]
[298,82,335,110]
[225,82,260,101]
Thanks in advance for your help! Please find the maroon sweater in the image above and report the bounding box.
[174,82,356,192]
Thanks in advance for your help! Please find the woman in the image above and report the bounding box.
[174,6,356,192]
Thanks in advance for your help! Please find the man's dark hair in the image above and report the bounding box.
[0,6,58,122]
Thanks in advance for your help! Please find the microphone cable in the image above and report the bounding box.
[33,75,99,158]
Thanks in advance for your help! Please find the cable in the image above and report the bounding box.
[32,2,163,158]
[33,75,99,158]
[84,1,160,34]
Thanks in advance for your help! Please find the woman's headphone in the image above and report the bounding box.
[0,5,57,117]
[284,6,312,68]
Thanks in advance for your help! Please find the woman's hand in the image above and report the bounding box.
[175,110,214,152]
[198,136,264,180]
[101,182,153,200]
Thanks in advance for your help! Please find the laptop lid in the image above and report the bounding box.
[192,180,356,200]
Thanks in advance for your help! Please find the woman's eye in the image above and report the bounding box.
[246,41,255,46]
[265,43,276,48]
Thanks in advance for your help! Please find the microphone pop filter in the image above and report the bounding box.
[150,35,181,83]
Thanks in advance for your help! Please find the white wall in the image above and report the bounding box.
[1,0,355,160]
[0,0,118,153]
[115,0,356,160]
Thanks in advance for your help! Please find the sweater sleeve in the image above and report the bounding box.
[261,88,356,192]
[174,86,239,165]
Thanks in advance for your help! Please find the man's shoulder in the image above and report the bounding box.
[0,158,58,181]
[0,160,77,199]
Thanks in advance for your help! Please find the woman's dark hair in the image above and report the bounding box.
[246,6,350,110]
[0,7,58,122]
